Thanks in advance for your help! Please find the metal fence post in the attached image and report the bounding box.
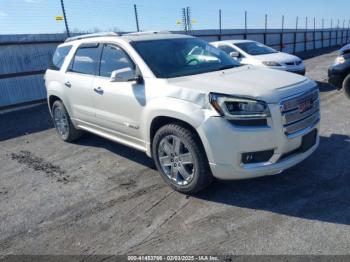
[263,14,267,45]
[313,17,316,50]
[336,19,339,45]
[322,18,325,48]
[347,20,350,43]
[219,9,222,40]
[133,4,140,32]
[342,19,345,44]
[280,15,284,51]
[331,19,333,46]
[60,0,70,37]
[304,17,308,52]
[244,11,247,39]
[293,16,298,53]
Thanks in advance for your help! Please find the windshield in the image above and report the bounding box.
[131,38,240,78]
[235,42,278,56]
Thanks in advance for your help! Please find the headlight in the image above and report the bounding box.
[209,93,271,120]
[334,56,345,65]
[262,61,281,67]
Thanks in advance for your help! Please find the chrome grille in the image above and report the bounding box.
[280,89,320,137]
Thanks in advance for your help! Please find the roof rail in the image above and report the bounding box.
[65,32,120,42]
[123,30,172,36]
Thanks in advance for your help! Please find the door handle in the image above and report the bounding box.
[64,81,71,88]
[94,87,104,94]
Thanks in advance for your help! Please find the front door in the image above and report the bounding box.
[92,43,146,141]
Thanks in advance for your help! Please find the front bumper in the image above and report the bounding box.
[198,103,320,180]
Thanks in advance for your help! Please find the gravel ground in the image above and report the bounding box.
[0,47,350,255]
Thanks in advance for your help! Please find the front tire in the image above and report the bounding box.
[152,123,213,194]
[343,74,350,99]
[52,100,82,142]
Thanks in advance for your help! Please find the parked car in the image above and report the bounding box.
[45,32,320,194]
[328,43,350,99]
[211,40,306,75]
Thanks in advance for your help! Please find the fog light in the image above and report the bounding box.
[242,150,274,164]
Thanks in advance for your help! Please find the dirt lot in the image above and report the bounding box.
[1,47,350,255]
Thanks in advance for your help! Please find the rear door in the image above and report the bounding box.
[92,43,145,141]
[64,43,100,122]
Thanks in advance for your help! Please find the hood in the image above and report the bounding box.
[340,44,350,53]
[252,52,301,63]
[166,66,317,104]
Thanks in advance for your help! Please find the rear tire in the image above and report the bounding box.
[343,74,350,99]
[52,100,82,142]
[152,123,213,194]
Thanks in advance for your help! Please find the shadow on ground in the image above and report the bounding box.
[196,134,350,226]
[297,46,340,60]
[317,81,337,92]
[75,133,156,169]
[0,104,53,141]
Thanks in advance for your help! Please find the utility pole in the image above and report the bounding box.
[60,0,70,37]
[134,4,140,32]
[186,7,192,33]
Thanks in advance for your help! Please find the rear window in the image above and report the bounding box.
[50,45,72,70]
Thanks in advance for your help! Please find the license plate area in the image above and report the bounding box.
[300,129,317,152]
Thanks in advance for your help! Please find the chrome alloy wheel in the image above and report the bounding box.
[53,106,69,138]
[158,135,195,186]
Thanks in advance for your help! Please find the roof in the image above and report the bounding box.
[122,33,192,42]
[64,31,193,44]
[211,39,256,45]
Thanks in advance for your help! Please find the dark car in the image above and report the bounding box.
[328,44,350,98]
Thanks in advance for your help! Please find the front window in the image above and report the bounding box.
[99,44,135,77]
[131,38,240,78]
[235,42,278,56]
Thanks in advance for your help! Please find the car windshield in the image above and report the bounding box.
[131,38,241,78]
[235,42,278,56]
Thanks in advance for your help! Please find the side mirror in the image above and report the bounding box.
[110,68,141,82]
[229,51,240,58]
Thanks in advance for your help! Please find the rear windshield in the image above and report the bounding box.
[50,45,72,70]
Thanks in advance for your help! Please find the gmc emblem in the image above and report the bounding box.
[298,99,313,113]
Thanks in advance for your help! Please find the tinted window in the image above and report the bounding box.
[131,38,240,78]
[235,42,278,56]
[99,44,135,77]
[50,45,72,70]
[69,44,100,75]
[218,45,239,55]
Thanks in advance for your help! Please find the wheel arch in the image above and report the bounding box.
[147,115,207,159]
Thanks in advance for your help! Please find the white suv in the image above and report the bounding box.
[45,32,320,194]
